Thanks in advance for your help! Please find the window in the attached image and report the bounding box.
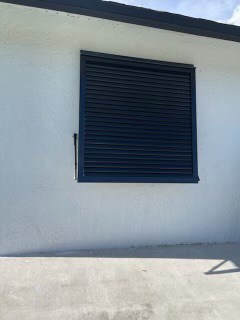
[78,51,199,183]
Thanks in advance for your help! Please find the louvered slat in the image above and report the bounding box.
[78,51,199,183]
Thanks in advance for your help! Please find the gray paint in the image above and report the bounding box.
[1,3,240,254]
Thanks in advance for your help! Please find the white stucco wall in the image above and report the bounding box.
[1,3,240,255]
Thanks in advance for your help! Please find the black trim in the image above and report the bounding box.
[81,50,195,69]
[78,51,199,183]
[2,0,240,43]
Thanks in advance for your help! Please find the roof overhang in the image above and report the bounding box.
[1,0,240,43]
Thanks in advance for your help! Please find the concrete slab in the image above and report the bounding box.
[1,243,240,320]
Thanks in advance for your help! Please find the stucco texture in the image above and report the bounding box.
[1,3,240,255]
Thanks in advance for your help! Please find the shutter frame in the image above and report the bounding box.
[78,51,199,183]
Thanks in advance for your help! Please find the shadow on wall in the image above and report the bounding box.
[2,243,240,275]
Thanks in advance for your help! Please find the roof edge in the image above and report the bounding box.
[1,0,240,43]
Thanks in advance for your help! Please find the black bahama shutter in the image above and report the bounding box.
[78,51,198,183]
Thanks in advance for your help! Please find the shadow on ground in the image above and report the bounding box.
[2,243,240,275]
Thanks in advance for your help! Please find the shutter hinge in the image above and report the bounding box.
[73,133,78,180]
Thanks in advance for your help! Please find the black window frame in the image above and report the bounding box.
[78,51,199,183]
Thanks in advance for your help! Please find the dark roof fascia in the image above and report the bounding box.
[2,0,240,43]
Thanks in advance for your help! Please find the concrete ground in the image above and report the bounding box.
[1,244,240,320]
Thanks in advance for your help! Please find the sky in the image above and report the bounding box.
[104,0,240,25]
